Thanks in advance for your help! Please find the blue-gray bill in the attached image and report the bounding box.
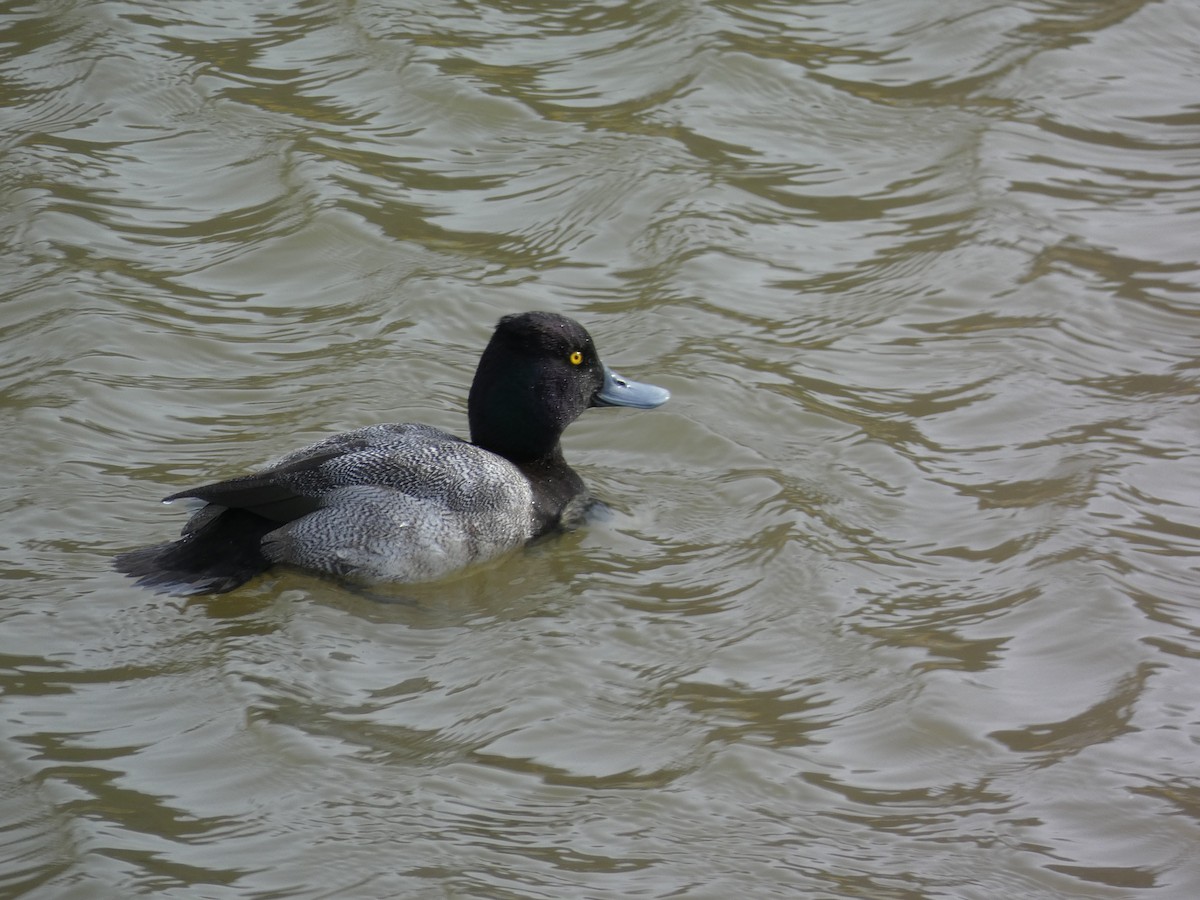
[594,365,670,409]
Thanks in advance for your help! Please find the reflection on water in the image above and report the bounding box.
[3,0,1200,896]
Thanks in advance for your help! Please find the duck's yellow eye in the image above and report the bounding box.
[569,350,583,366]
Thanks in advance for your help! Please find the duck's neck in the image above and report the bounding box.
[514,446,588,536]
[470,420,561,462]
[467,350,569,461]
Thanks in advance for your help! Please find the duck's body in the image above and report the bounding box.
[114,312,668,595]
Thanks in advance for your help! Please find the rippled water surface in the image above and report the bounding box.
[3,0,1200,896]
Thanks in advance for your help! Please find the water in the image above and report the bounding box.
[3,0,1200,896]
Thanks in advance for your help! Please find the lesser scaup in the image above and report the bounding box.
[114,311,668,594]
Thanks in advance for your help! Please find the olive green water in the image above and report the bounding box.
[3,1,1200,897]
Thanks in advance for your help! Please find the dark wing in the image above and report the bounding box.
[162,424,468,524]
[165,447,348,523]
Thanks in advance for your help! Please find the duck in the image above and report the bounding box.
[113,311,668,595]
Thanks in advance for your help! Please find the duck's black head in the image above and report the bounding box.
[467,311,668,462]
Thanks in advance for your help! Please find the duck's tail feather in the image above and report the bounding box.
[113,507,276,595]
